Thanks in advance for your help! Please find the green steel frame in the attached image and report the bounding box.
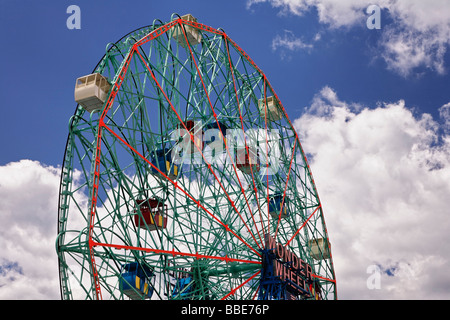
[56,14,337,300]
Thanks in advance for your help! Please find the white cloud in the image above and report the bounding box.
[294,87,450,299]
[271,30,313,59]
[0,160,61,299]
[440,102,450,133]
[247,0,450,76]
[272,30,313,51]
[247,0,371,27]
[247,0,368,27]
[381,0,450,76]
[380,26,448,77]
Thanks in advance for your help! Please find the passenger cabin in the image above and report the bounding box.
[268,194,289,219]
[308,238,331,260]
[236,146,260,174]
[205,121,228,145]
[150,148,179,180]
[119,262,154,300]
[134,199,167,231]
[177,120,204,154]
[172,14,202,48]
[74,73,111,113]
[171,276,193,299]
[310,281,322,300]
[258,96,282,122]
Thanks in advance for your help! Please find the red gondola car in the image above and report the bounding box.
[134,199,167,231]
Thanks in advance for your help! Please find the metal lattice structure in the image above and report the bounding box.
[56,14,337,300]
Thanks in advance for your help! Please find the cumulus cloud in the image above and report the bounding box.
[294,87,450,299]
[247,0,450,76]
[0,160,61,299]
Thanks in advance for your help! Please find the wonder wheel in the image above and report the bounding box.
[56,14,337,300]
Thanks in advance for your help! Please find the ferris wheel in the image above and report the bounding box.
[56,14,337,300]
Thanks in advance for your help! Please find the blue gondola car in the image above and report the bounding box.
[269,194,289,219]
[119,262,154,300]
[171,276,193,299]
[177,120,204,154]
[205,121,228,145]
[150,148,179,180]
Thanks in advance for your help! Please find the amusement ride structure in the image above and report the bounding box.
[56,14,337,300]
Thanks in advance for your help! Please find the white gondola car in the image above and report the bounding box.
[308,238,331,260]
[172,14,202,48]
[258,96,282,121]
[74,73,111,113]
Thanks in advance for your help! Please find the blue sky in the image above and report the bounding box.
[1,0,450,299]
[1,0,449,166]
